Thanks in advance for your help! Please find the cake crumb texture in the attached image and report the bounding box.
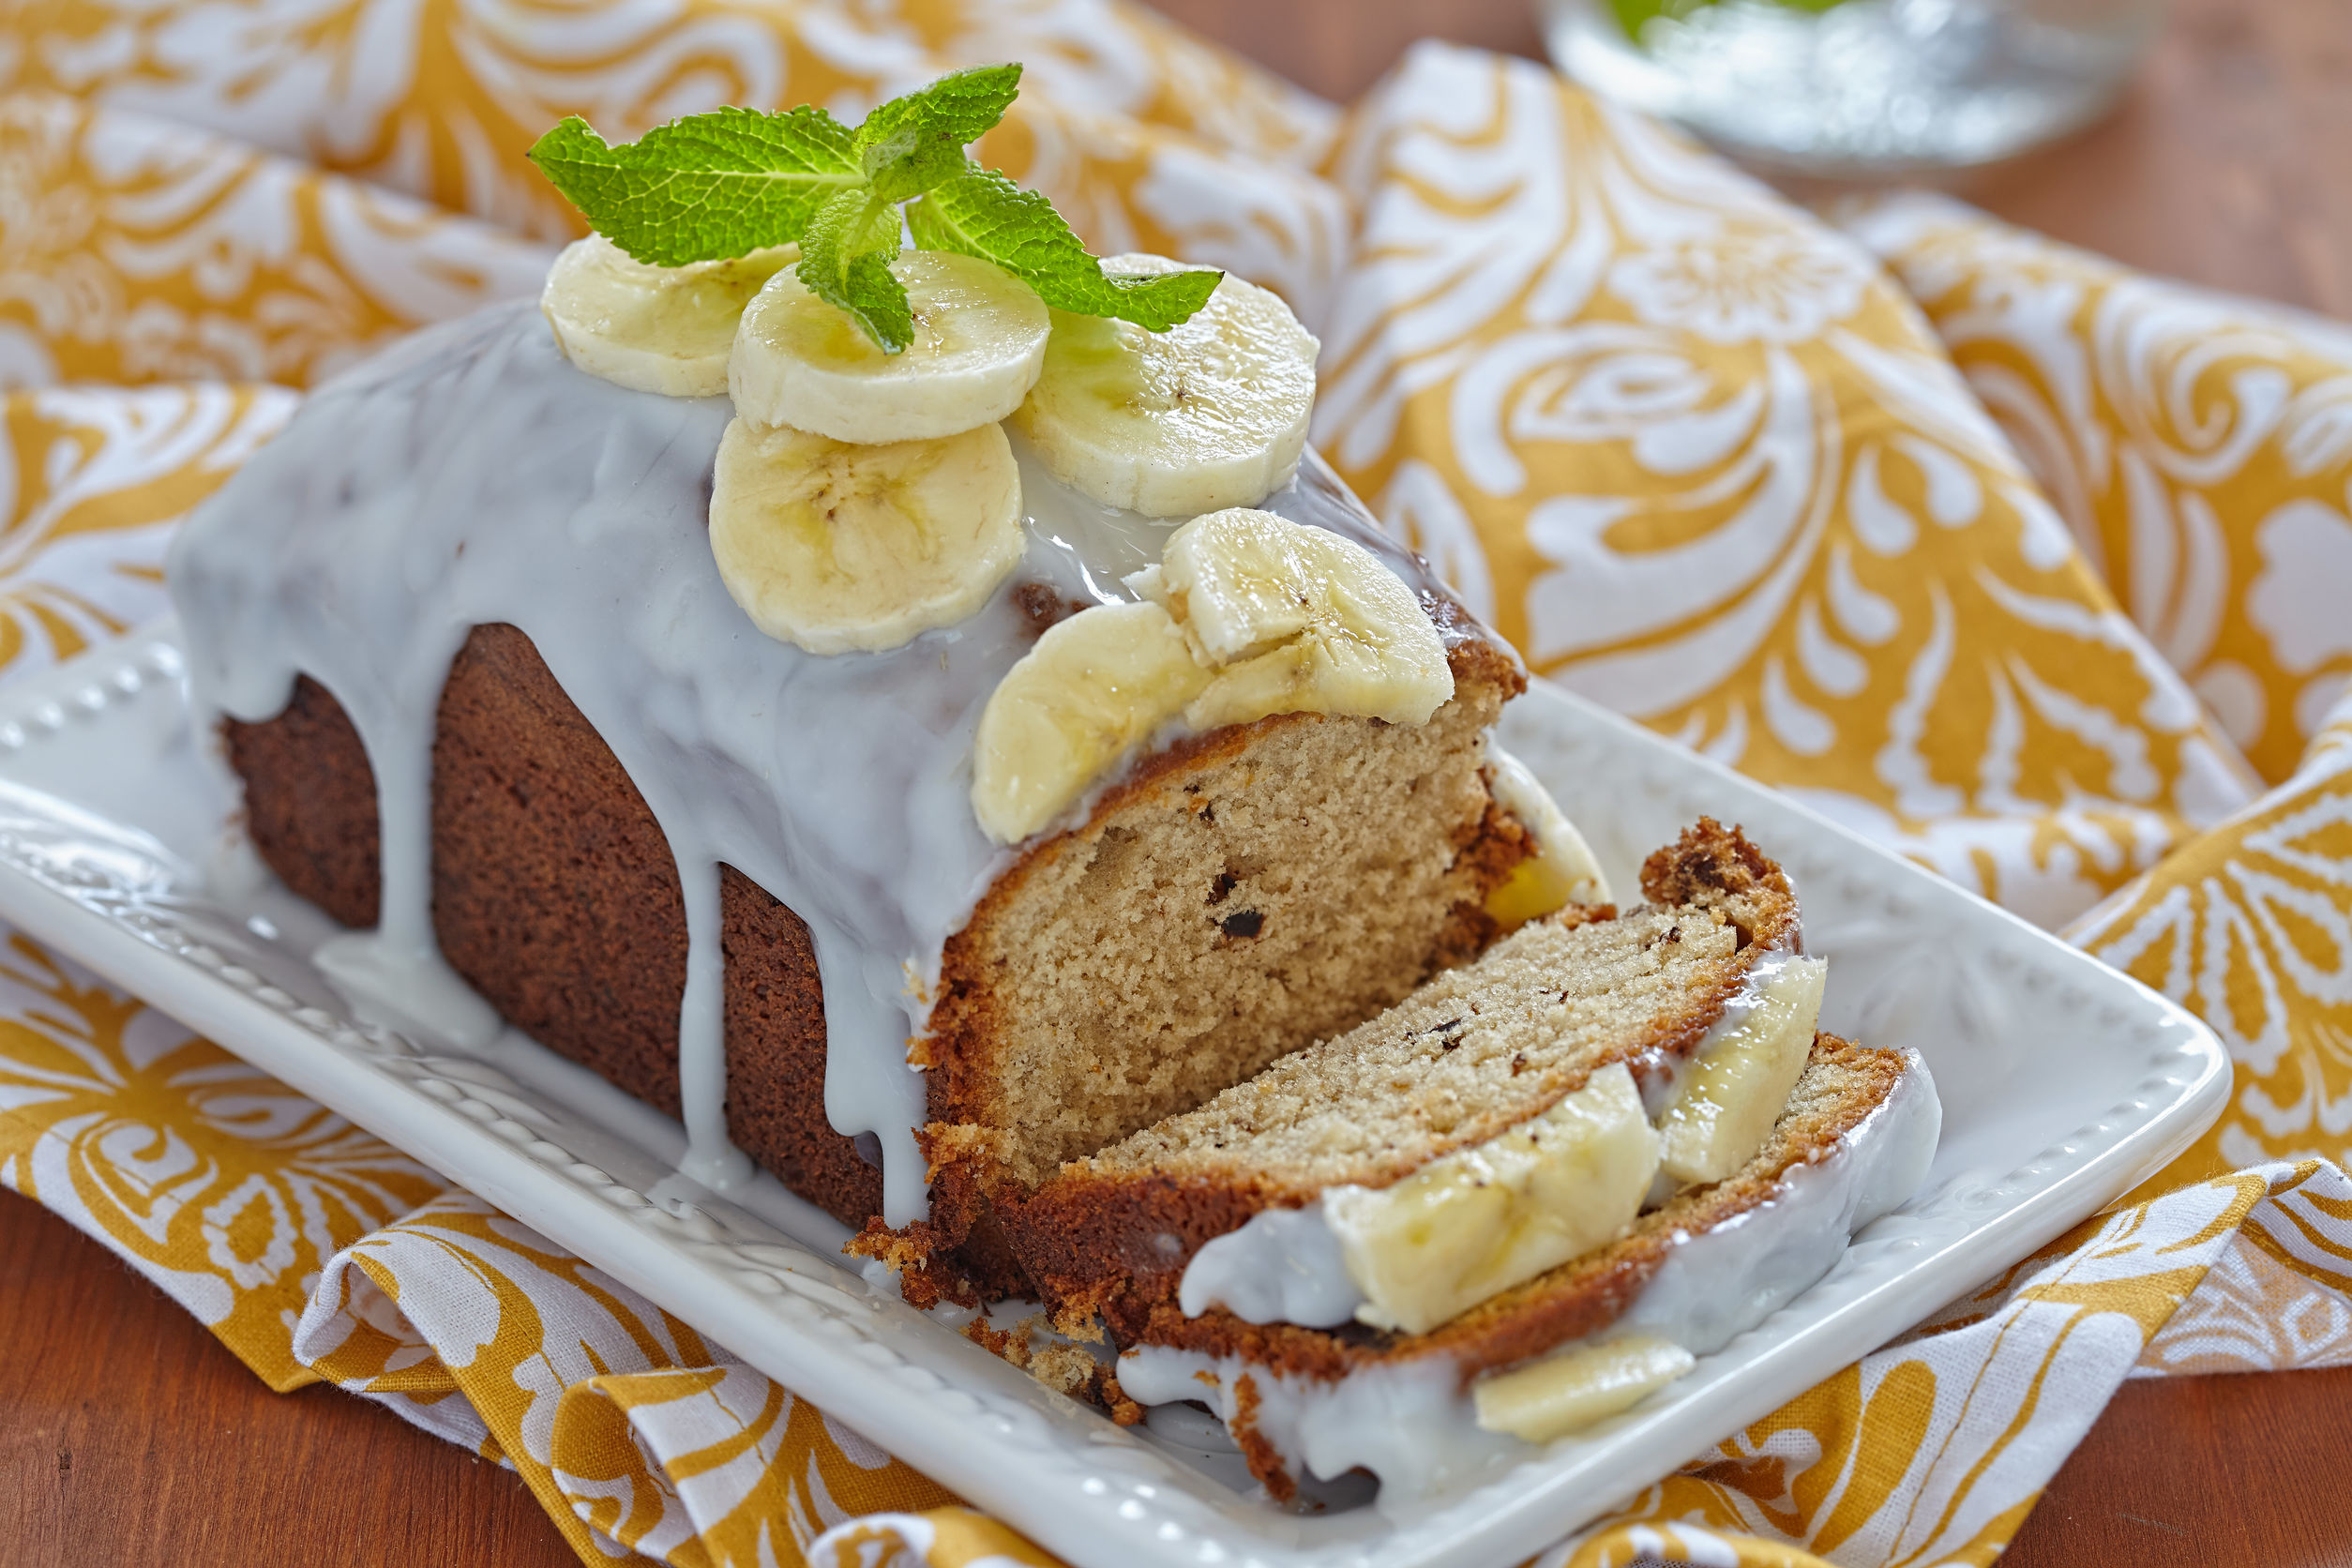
[959,1314,1143,1424]
[912,640,1531,1275]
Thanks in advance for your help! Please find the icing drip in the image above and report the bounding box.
[1118,1346,1518,1507]
[167,299,1470,1225]
[1180,1199,1357,1327]
[1130,1051,1941,1510]
[1618,1049,1939,1354]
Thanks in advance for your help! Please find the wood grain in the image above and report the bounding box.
[0,1194,577,1568]
[10,3,2352,1565]
[1954,0,2352,318]
[2001,1365,2352,1567]
[1142,0,1545,102]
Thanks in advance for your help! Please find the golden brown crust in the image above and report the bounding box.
[1119,1033,1904,1385]
[997,820,1802,1331]
[1230,1373,1294,1502]
[1640,816,1797,947]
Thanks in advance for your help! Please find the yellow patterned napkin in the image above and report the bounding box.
[3,6,2352,1565]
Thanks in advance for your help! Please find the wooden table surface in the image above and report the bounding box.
[10,2,2352,1564]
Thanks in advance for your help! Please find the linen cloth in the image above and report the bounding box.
[3,3,2351,1563]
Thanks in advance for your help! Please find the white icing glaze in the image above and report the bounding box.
[1618,1048,1940,1355]
[1178,942,1821,1326]
[166,299,1472,1224]
[1180,1199,1357,1327]
[1118,1343,1521,1508]
[1128,1050,1941,1510]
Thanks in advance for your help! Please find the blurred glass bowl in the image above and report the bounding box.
[1540,0,2171,176]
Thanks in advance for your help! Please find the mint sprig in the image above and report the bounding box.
[525,64,1222,354]
[909,170,1221,332]
[526,106,858,268]
[854,64,1023,203]
[798,189,912,350]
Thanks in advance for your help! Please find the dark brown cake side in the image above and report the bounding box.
[223,622,882,1228]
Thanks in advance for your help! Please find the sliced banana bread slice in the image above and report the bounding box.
[1002,819,1804,1334]
[1115,1033,1939,1502]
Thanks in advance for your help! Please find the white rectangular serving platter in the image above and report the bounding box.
[0,621,2225,1568]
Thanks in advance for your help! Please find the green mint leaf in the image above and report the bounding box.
[527,107,860,265]
[907,170,1221,332]
[796,188,912,352]
[854,63,1021,204]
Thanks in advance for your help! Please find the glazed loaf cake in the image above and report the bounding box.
[223,599,1530,1274]
[183,299,1549,1303]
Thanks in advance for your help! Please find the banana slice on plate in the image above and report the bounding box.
[709,417,1023,656]
[1010,254,1319,518]
[971,600,1212,844]
[541,234,797,398]
[1132,507,1453,731]
[1473,1334,1696,1443]
[731,250,1049,444]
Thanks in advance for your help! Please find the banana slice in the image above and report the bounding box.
[731,250,1050,444]
[1473,1334,1696,1443]
[972,601,1212,844]
[1324,1063,1660,1335]
[1010,255,1319,518]
[1657,955,1828,1186]
[541,234,796,398]
[709,417,1023,656]
[1131,507,1453,731]
[971,510,1452,843]
[1483,746,1612,927]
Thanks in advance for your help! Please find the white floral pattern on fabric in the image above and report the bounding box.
[1317,45,2256,932]
[1609,229,1875,345]
[1845,191,2352,784]
[0,94,554,390]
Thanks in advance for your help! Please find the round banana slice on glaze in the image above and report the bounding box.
[971,600,1212,844]
[1009,254,1319,519]
[1130,507,1452,731]
[731,250,1050,444]
[709,418,1023,656]
[541,234,797,398]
